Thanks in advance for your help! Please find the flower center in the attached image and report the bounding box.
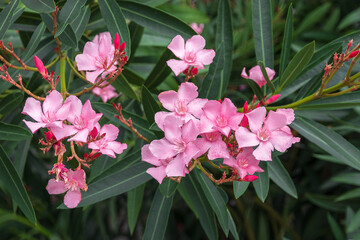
[174,139,187,153]
[160,158,172,166]
[65,179,79,191]
[97,138,108,148]
[216,115,228,128]
[257,128,270,141]
[42,111,56,123]
[238,158,249,168]
[185,51,196,63]
[74,116,87,130]
[204,132,220,142]
[174,100,188,115]
[94,56,107,69]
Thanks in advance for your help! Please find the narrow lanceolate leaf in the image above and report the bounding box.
[347,209,360,233]
[0,92,23,118]
[336,188,360,202]
[127,183,145,235]
[129,22,144,60]
[55,0,87,37]
[57,25,77,48]
[279,4,293,77]
[98,0,131,57]
[252,0,274,68]
[233,181,250,199]
[117,1,196,40]
[291,116,360,171]
[327,213,347,240]
[142,86,161,126]
[199,43,225,100]
[0,145,36,224]
[227,209,239,240]
[144,48,174,90]
[21,0,55,13]
[297,92,360,110]
[258,60,275,93]
[0,122,32,141]
[123,66,145,86]
[159,178,178,198]
[112,74,139,101]
[58,162,152,208]
[216,0,233,97]
[143,188,174,240]
[22,22,46,60]
[268,156,297,198]
[195,170,229,236]
[72,6,91,40]
[278,41,315,90]
[0,0,19,39]
[295,3,331,35]
[338,8,360,30]
[180,171,218,240]
[253,162,269,202]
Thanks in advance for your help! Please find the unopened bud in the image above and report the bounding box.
[84,153,88,159]
[243,175,258,182]
[191,67,198,75]
[8,41,13,50]
[348,50,359,59]
[114,33,120,51]
[182,67,189,75]
[334,53,338,64]
[55,76,59,86]
[119,42,126,52]
[243,101,248,113]
[34,56,47,78]
[347,39,353,52]
[93,153,102,159]
[123,55,128,62]
[90,127,98,139]
[265,94,281,104]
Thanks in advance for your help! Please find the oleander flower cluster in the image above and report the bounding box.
[141,82,300,184]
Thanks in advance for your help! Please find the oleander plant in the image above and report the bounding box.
[1,0,360,239]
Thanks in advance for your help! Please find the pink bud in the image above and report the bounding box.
[243,101,248,113]
[34,56,47,77]
[44,131,55,141]
[243,175,258,182]
[265,94,281,104]
[90,127,98,139]
[119,42,126,52]
[348,50,359,59]
[191,67,198,75]
[114,33,120,51]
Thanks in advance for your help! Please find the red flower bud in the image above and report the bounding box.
[348,50,359,59]
[114,33,120,51]
[119,42,126,52]
[243,101,248,113]
[34,56,47,78]
[191,67,198,75]
[265,94,281,104]
[93,153,102,159]
[243,175,258,182]
[90,127,98,139]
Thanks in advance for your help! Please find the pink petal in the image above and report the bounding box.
[43,91,64,115]
[212,125,231,136]
[228,114,243,130]
[221,98,237,119]
[177,82,198,104]
[158,90,178,111]
[166,59,189,76]
[241,67,249,79]
[106,142,127,155]
[163,115,183,143]
[196,49,215,65]
[56,101,72,121]
[266,67,276,80]
[98,33,113,58]
[185,35,205,53]
[166,157,186,177]
[199,115,215,134]
[68,129,90,142]
[253,141,274,161]
[182,141,199,165]
[81,100,97,121]
[207,139,230,160]
[23,120,46,133]
[246,107,267,132]
[22,98,43,122]
[181,119,199,143]
[100,124,119,141]
[46,179,67,194]
[269,129,298,152]
[235,127,259,148]
[263,111,287,132]
[142,144,161,166]
[88,142,100,150]
[83,41,100,58]
[223,157,237,169]
[64,95,82,124]
[154,111,173,131]
[50,125,77,141]
[147,166,167,184]
[187,98,208,118]
[86,69,104,83]
[193,138,211,159]
[149,138,177,159]
[64,189,82,208]
[100,148,116,158]
[168,35,185,59]
[202,100,221,122]
[75,53,97,71]
[276,109,295,125]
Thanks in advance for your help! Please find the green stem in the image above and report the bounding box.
[60,56,66,98]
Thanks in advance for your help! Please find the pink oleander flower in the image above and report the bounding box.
[193,131,230,160]
[22,90,71,135]
[75,32,117,83]
[46,169,87,208]
[166,35,215,76]
[51,96,102,142]
[200,98,243,136]
[223,148,264,179]
[155,82,207,130]
[190,23,204,34]
[92,79,119,103]
[235,107,300,161]
[147,116,199,179]
[241,65,276,88]
[88,124,127,158]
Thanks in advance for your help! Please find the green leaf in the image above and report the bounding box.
[338,8,360,30]
[180,171,218,240]
[127,183,145,235]
[233,181,250,199]
[327,213,346,240]
[0,92,23,118]
[0,122,32,141]
[92,102,157,141]
[198,43,224,100]
[295,3,331,35]
[336,188,360,202]
[0,145,36,224]
[158,4,209,23]
[129,22,144,60]
[14,139,31,178]
[347,209,360,233]
[258,60,275,93]
[268,156,297,198]
[144,48,174,90]
[159,178,178,198]
[22,22,46,60]
[227,209,239,240]
[0,0,19,39]
[117,1,196,40]
[195,170,229,236]
[252,0,274,68]
[307,193,347,212]
[332,172,360,186]
[291,116,360,171]
[72,5,90,40]
[142,188,174,240]
[112,74,139,101]
[57,25,77,48]
[253,161,269,202]
[58,162,152,208]
[246,78,264,100]
[123,66,145,86]
[98,0,131,57]
[55,0,87,37]
[141,86,161,126]
[21,0,55,13]
[216,0,233,96]
[278,41,315,90]
[298,92,360,110]
[279,4,293,77]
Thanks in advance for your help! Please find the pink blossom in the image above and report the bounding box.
[75,32,117,83]
[92,80,118,103]
[46,169,87,208]
[51,96,102,142]
[22,90,71,135]
[193,131,230,160]
[200,98,243,136]
[223,148,263,178]
[190,23,204,34]
[241,65,275,88]
[155,82,207,130]
[235,107,299,161]
[147,116,199,178]
[88,124,127,158]
[166,35,215,76]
